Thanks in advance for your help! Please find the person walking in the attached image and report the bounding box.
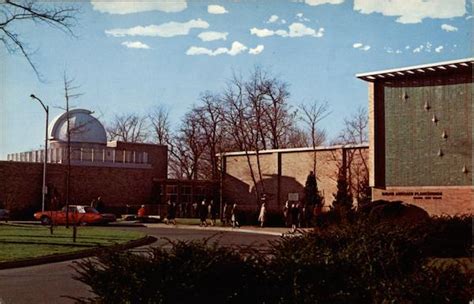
[168,202,177,225]
[224,203,232,226]
[231,203,240,228]
[199,200,208,227]
[95,196,104,212]
[283,200,289,227]
[209,200,218,226]
[258,202,266,228]
[290,203,300,233]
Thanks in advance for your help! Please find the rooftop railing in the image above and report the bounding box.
[7,147,150,168]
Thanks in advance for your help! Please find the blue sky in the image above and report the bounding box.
[0,0,472,158]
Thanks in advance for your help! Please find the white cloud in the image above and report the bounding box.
[296,12,310,22]
[354,0,466,24]
[267,15,279,23]
[435,45,444,53]
[413,45,424,53]
[305,0,344,6]
[91,0,187,14]
[105,19,209,37]
[250,23,324,38]
[198,31,228,41]
[281,19,287,24]
[186,41,248,56]
[441,24,458,32]
[121,41,150,49]
[251,28,275,37]
[353,42,370,51]
[208,5,228,14]
[249,45,264,55]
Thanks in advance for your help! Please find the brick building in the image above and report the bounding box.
[357,58,473,215]
[221,144,368,212]
[1,109,167,217]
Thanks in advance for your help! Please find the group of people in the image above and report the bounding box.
[222,202,240,228]
[198,199,219,227]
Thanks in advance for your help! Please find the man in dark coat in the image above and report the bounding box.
[199,200,208,227]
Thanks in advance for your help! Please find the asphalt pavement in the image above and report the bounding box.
[0,226,281,304]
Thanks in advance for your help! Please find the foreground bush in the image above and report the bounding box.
[73,217,472,304]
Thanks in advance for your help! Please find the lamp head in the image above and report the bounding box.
[30,94,36,99]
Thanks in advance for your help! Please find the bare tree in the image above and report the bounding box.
[337,106,368,145]
[107,114,149,143]
[167,110,207,180]
[332,106,370,207]
[299,101,330,172]
[62,72,82,238]
[148,105,170,145]
[194,92,225,180]
[286,127,310,148]
[0,0,78,78]
[222,72,263,201]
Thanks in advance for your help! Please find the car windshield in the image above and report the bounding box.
[84,207,99,214]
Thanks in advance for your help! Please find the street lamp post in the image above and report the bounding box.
[30,94,49,212]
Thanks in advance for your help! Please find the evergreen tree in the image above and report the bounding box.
[332,167,353,210]
[304,171,322,206]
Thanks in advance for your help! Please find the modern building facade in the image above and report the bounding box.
[357,58,473,215]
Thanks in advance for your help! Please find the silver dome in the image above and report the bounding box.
[48,109,107,144]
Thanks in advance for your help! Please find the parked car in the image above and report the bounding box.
[0,209,10,222]
[34,205,116,225]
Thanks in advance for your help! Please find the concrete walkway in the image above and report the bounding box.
[144,223,311,237]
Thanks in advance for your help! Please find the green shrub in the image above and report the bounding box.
[72,217,472,303]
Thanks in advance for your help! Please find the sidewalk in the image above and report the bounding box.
[144,223,311,237]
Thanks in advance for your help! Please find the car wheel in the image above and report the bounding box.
[40,216,52,226]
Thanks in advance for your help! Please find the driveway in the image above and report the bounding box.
[0,226,281,304]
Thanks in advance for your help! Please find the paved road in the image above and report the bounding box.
[0,226,280,304]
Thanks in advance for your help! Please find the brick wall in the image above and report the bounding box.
[222,146,368,212]
[372,186,473,216]
[0,161,158,218]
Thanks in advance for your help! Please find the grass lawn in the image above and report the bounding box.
[0,223,145,262]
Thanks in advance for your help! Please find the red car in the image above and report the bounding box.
[34,205,116,225]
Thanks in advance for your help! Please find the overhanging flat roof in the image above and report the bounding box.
[218,143,369,157]
[356,58,474,82]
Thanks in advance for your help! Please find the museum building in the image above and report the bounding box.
[357,58,473,215]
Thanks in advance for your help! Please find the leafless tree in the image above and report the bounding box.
[0,0,78,78]
[194,92,225,180]
[149,105,170,145]
[167,110,207,180]
[107,114,149,143]
[63,72,82,238]
[299,101,330,172]
[337,106,368,145]
[286,127,310,148]
[332,106,370,207]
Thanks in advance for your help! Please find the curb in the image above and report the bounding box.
[143,224,298,237]
[0,235,157,270]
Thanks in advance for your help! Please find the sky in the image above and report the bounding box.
[0,0,472,159]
